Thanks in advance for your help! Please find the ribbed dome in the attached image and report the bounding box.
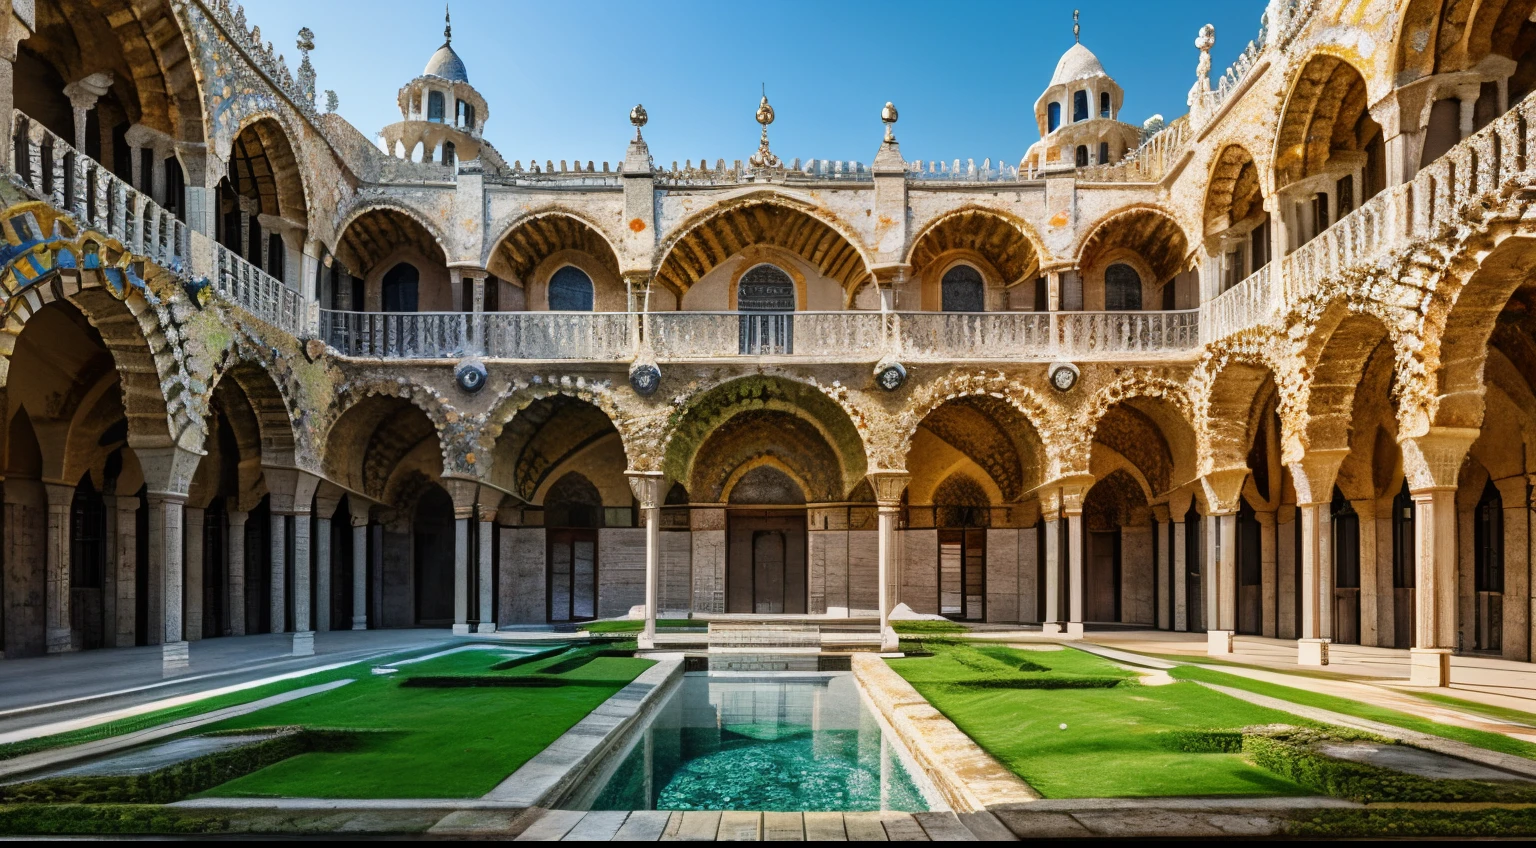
[1050,42,1107,87]
[424,43,468,83]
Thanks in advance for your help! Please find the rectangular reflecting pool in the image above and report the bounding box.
[571,671,935,812]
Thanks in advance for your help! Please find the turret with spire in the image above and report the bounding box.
[1023,9,1143,172]
[378,3,494,170]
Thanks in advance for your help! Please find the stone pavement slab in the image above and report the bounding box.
[426,809,528,836]
[614,809,672,841]
[564,810,629,841]
[956,811,1017,841]
[841,812,889,841]
[803,811,847,840]
[671,810,722,841]
[717,810,761,840]
[878,812,929,840]
[913,811,976,840]
[515,808,585,841]
[762,811,804,840]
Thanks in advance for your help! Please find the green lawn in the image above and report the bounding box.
[1409,691,1536,728]
[886,642,1312,798]
[0,643,460,763]
[891,620,968,635]
[1170,665,1536,761]
[196,647,653,799]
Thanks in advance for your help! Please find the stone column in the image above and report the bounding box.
[1401,429,1478,686]
[63,72,112,153]
[1041,476,1092,637]
[868,471,909,651]
[1354,497,1380,646]
[1201,469,1246,655]
[1495,476,1530,662]
[226,509,248,636]
[477,500,496,633]
[1043,502,1064,630]
[1289,450,1346,666]
[290,511,313,655]
[184,506,204,642]
[42,482,74,653]
[627,471,665,649]
[313,514,331,634]
[1153,504,1171,630]
[178,142,215,234]
[349,498,371,630]
[269,511,287,633]
[147,493,188,670]
[115,496,139,647]
[1173,512,1188,631]
[102,494,118,647]
[1065,492,1086,637]
[1257,509,1278,637]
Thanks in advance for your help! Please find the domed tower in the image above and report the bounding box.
[379,7,490,167]
[1025,12,1143,171]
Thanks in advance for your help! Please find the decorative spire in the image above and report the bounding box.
[296,27,316,106]
[630,103,648,141]
[750,87,781,170]
[444,4,452,44]
[881,101,898,144]
[1073,8,1080,42]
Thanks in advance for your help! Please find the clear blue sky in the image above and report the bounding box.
[245,0,1268,165]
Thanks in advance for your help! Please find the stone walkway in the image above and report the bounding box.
[503,809,1012,841]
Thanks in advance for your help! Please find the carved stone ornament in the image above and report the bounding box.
[455,359,488,393]
[630,361,661,396]
[1049,361,1079,392]
[875,361,907,392]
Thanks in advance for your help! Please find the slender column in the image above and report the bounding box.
[1495,477,1530,662]
[269,512,288,633]
[226,510,248,636]
[1040,477,1092,638]
[148,494,188,670]
[453,515,469,634]
[184,506,205,642]
[128,145,144,193]
[314,516,331,634]
[1400,429,1479,685]
[1257,510,1278,637]
[477,506,495,633]
[43,483,74,653]
[867,472,909,651]
[351,509,369,630]
[102,494,118,648]
[1290,451,1346,666]
[149,144,170,206]
[627,471,665,649]
[1173,517,1188,631]
[1043,510,1063,631]
[1065,499,1085,637]
[291,512,313,655]
[115,497,139,647]
[1153,505,1171,630]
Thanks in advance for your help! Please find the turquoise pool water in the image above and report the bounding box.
[581,672,929,812]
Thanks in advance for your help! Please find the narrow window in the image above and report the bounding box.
[1073,90,1089,122]
[1075,145,1089,167]
[427,91,445,122]
[1098,142,1109,164]
[1099,91,1111,118]
[1047,102,1061,132]
[1474,480,1503,651]
[1104,263,1142,311]
[940,265,985,312]
[382,262,420,312]
[441,141,456,168]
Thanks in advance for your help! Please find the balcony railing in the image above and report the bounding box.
[213,242,305,335]
[11,111,188,273]
[897,310,1200,360]
[320,309,635,360]
[646,311,889,359]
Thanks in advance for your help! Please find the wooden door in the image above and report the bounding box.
[727,511,807,614]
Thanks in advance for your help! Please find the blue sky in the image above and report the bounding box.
[246,0,1268,165]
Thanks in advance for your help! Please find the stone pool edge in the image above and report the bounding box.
[852,653,1040,811]
[481,655,684,808]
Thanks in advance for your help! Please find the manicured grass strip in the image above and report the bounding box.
[1171,665,1536,761]
[887,642,1312,798]
[196,649,654,799]
[0,642,468,763]
[1288,807,1536,838]
[890,620,968,635]
[579,619,696,633]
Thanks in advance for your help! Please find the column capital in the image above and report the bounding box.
[226,508,250,527]
[1039,474,1095,518]
[1199,467,1249,515]
[625,470,665,509]
[1151,503,1171,524]
[441,477,481,519]
[262,467,321,515]
[1401,427,1478,492]
[137,445,204,499]
[865,470,910,507]
[63,71,113,112]
[1286,449,1349,506]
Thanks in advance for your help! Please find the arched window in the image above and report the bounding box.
[441,141,456,168]
[427,90,445,122]
[1104,263,1141,311]
[381,262,420,312]
[548,265,595,311]
[1098,142,1110,164]
[737,264,795,354]
[1099,91,1111,118]
[1047,102,1061,132]
[940,265,985,312]
[1073,90,1089,122]
[1075,145,1089,167]
[456,99,475,129]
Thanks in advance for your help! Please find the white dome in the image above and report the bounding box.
[424,43,468,83]
[1050,42,1108,87]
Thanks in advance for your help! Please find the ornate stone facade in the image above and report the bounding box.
[2,0,1535,686]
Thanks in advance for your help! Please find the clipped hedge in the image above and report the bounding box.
[0,730,357,805]
[0,804,232,836]
[1244,728,1536,804]
[488,646,570,671]
[399,676,616,689]
[1161,730,1245,753]
[1288,808,1536,838]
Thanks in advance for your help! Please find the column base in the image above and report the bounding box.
[637,632,656,650]
[1207,629,1235,655]
[881,626,899,652]
[476,622,497,634]
[1409,648,1452,687]
[1065,622,1085,639]
[162,641,190,674]
[291,631,315,656]
[1042,622,1065,635]
[46,628,73,653]
[451,623,471,635]
[351,616,368,631]
[1298,637,1330,666]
